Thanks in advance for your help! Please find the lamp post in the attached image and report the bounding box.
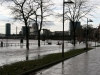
[62,0,74,58]
[86,18,93,49]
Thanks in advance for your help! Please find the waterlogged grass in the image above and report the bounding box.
[0,48,93,75]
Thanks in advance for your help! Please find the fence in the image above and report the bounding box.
[0,43,35,47]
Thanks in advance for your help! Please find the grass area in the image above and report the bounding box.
[0,48,93,75]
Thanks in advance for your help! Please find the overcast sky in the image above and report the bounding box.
[0,0,100,34]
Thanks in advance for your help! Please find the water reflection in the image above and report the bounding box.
[0,39,89,67]
[20,44,23,48]
[25,45,41,61]
[26,50,29,61]
[59,45,61,53]
[62,61,64,75]
[37,47,40,59]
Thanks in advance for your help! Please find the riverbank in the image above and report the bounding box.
[0,47,93,75]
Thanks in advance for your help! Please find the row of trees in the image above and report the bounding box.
[41,24,95,41]
[63,0,95,46]
[2,0,53,50]
[2,0,96,50]
[76,24,94,41]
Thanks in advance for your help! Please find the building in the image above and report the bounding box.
[5,23,11,36]
[41,29,52,40]
[69,21,81,35]
[21,26,30,36]
[22,26,26,36]
[54,31,69,36]
[30,23,38,35]
[43,29,51,35]
[19,31,22,35]
[0,33,5,38]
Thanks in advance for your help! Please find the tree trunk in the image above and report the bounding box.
[26,25,29,50]
[73,29,76,46]
[38,30,40,47]
[72,21,76,47]
[25,23,29,61]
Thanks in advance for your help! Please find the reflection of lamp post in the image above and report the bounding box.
[62,0,74,58]
[86,18,93,49]
[6,36,8,47]
[16,26,17,37]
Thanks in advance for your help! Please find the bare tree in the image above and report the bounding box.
[2,0,39,50]
[2,0,53,48]
[29,0,53,47]
[82,24,94,40]
[0,0,38,60]
[57,0,95,46]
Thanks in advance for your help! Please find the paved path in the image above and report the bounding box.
[35,44,100,75]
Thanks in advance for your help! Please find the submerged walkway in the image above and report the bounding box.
[35,46,100,75]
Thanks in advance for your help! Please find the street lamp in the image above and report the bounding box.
[86,18,93,49]
[62,0,74,58]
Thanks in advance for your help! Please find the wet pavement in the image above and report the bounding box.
[34,44,100,75]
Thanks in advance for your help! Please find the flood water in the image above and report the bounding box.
[0,39,99,75]
[0,39,96,68]
[0,39,75,66]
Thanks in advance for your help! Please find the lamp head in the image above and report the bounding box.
[64,0,74,4]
